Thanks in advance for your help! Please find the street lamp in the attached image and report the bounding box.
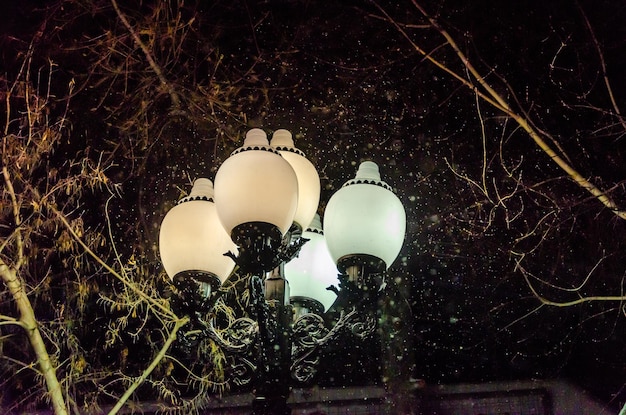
[158,128,406,414]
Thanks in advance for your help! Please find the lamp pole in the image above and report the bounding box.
[159,128,406,414]
[250,272,292,415]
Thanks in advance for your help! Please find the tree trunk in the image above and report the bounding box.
[0,263,68,415]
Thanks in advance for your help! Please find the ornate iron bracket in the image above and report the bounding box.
[167,230,386,414]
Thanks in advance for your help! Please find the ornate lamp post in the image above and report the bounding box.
[158,128,406,414]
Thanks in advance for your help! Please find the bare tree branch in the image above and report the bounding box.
[107,316,190,415]
[110,0,181,110]
[578,4,626,131]
[0,260,68,415]
[377,0,626,219]
[49,205,176,320]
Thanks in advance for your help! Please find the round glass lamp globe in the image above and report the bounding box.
[271,129,320,231]
[284,214,339,311]
[214,128,298,236]
[159,178,237,284]
[324,161,406,270]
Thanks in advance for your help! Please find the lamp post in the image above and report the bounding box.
[158,128,406,414]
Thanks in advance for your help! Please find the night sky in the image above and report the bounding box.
[1,0,626,412]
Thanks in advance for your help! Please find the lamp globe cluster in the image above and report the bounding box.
[158,128,406,312]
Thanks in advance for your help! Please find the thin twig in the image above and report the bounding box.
[107,316,189,415]
[49,205,176,319]
[110,0,181,109]
[579,4,626,131]
[521,266,626,307]
[404,0,626,219]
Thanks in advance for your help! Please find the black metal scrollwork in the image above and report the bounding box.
[168,229,386,412]
[230,356,257,387]
[290,313,329,383]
